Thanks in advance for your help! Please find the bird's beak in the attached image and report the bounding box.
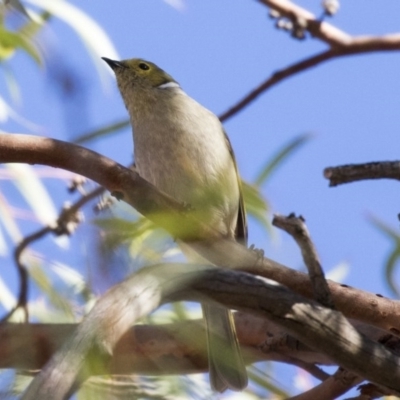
[102,57,124,70]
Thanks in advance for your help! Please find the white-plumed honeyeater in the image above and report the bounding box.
[102,57,248,392]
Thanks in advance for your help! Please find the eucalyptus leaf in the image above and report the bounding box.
[29,262,75,320]
[74,119,130,145]
[255,132,313,187]
[369,215,400,298]
[0,25,41,63]
[242,180,271,231]
[26,0,119,87]
[6,163,58,226]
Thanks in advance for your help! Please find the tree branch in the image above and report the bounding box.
[324,161,400,187]
[273,213,334,309]
[219,0,400,122]
[258,0,352,46]
[21,264,400,399]
[1,134,400,335]
[287,368,362,400]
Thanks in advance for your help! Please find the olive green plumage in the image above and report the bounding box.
[103,57,248,392]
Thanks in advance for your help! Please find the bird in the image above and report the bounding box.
[102,57,248,392]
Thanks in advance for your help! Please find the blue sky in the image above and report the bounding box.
[1,0,400,397]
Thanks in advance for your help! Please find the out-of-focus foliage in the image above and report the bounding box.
[369,215,400,298]
[74,118,130,144]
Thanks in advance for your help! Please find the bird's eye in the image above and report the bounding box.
[139,63,150,70]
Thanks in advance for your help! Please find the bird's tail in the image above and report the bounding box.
[202,304,248,392]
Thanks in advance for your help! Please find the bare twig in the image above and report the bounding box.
[219,50,336,122]
[324,161,400,187]
[273,213,334,309]
[1,186,104,323]
[1,226,51,323]
[218,0,400,122]
[259,0,351,46]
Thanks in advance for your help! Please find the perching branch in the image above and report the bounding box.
[21,264,400,399]
[1,134,400,336]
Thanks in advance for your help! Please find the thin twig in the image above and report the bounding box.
[218,0,400,122]
[219,50,336,122]
[272,213,334,309]
[0,186,104,323]
[0,226,51,323]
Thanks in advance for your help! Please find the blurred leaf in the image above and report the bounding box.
[74,118,130,145]
[255,132,313,187]
[171,301,191,321]
[6,0,30,18]
[6,163,59,226]
[0,25,41,63]
[12,372,32,397]
[242,180,271,231]
[29,261,75,320]
[0,191,22,243]
[18,10,51,37]
[163,0,186,12]
[0,97,42,129]
[2,65,21,103]
[26,0,119,87]
[248,365,288,397]
[51,262,87,295]
[95,217,155,250]
[325,261,350,283]
[369,215,400,297]
[0,223,7,255]
[0,273,16,311]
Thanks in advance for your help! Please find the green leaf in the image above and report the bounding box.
[369,215,400,297]
[29,262,75,320]
[0,25,41,63]
[255,132,313,187]
[26,0,120,87]
[242,180,271,231]
[6,164,59,227]
[0,189,22,243]
[6,0,30,19]
[18,10,51,38]
[248,365,289,397]
[74,119,130,145]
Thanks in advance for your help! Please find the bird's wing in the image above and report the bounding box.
[224,130,248,246]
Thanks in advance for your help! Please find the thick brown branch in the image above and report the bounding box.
[1,134,400,336]
[324,161,400,187]
[0,315,333,373]
[22,264,400,399]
